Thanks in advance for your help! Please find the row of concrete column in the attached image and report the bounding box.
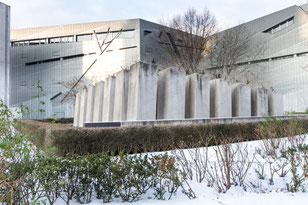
[73,62,283,127]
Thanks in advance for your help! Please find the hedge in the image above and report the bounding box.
[20,117,308,156]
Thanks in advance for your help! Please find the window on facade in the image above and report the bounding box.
[263,17,294,34]
[76,34,92,42]
[143,30,152,36]
[20,81,27,86]
[96,33,108,40]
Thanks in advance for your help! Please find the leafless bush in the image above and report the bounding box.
[172,130,212,183]
[254,119,306,186]
[206,136,255,193]
[231,143,255,187]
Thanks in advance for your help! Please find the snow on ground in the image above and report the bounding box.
[52,135,308,205]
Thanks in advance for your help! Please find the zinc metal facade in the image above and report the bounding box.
[0,2,10,105]
[206,4,308,112]
[10,19,141,118]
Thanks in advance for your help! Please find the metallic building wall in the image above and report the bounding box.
[0,2,10,105]
[205,4,308,112]
[10,19,141,118]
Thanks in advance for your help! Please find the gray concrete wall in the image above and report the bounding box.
[251,88,269,116]
[127,62,158,121]
[113,70,129,121]
[210,79,232,118]
[0,2,10,105]
[157,68,186,120]
[102,76,116,122]
[78,89,88,127]
[268,92,284,115]
[85,85,95,122]
[185,73,210,119]
[92,81,105,122]
[232,83,251,117]
[73,92,81,127]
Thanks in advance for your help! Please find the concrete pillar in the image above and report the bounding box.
[185,73,210,119]
[73,92,81,127]
[232,83,251,117]
[251,88,268,116]
[113,70,129,121]
[102,76,116,122]
[92,81,105,122]
[127,62,158,121]
[268,92,284,115]
[78,89,88,127]
[157,67,186,120]
[0,3,10,105]
[210,79,232,118]
[85,85,95,122]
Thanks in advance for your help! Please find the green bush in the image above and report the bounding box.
[46,118,308,156]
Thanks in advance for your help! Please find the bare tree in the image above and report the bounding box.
[57,77,87,104]
[205,24,266,84]
[159,8,217,74]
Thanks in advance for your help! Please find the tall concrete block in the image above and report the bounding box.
[0,3,10,105]
[102,76,116,121]
[78,89,88,127]
[232,83,251,117]
[127,62,158,121]
[251,88,268,116]
[268,92,284,115]
[93,81,105,122]
[113,70,129,121]
[185,73,210,119]
[73,92,81,127]
[157,68,186,120]
[85,85,95,122]
[210,79,232,118]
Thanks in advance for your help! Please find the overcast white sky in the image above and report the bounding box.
[1,0,307,30]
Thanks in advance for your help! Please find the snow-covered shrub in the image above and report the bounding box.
[152,153,195,200]
[110,153,154,202]
[281,143,308,192]
[0,99,42,204]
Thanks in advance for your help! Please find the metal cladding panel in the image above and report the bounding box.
[0,2,10,105]
[205,3,308,112]
[9,20,142,119]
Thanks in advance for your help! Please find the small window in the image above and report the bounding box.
[20,81,27,86]
[263,17,294,34]
[76,34,92,42]
[143,30,152,36]
[20,53,28,59]
[52,51,60,57]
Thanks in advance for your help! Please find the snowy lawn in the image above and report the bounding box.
[51,135,308,205]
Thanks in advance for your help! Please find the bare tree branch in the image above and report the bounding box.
[57,77,87,104]
[159,8,217,74]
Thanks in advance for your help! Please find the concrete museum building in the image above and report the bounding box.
[5,2,308,118]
